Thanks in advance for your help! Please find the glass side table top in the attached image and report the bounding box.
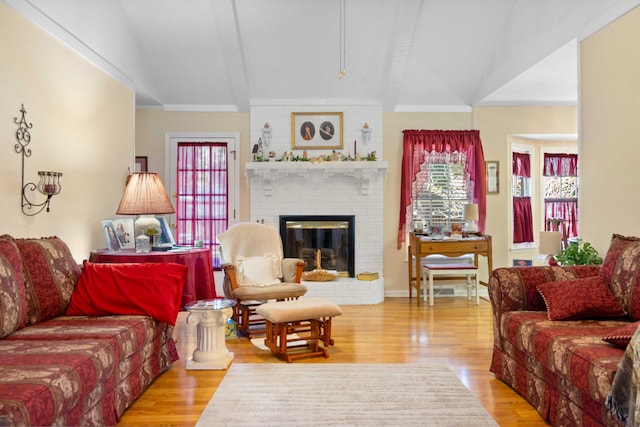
[185,298,236,311]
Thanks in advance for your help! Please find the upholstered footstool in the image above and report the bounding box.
[255,298,342,362]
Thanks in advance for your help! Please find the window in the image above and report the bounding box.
[543,153,578,238]
[412,152,471,228]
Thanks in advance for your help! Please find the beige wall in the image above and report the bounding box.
[580,5,640,254]
[0,3,134,261]
[472,107,578,271]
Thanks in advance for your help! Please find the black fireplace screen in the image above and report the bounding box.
[279,215,355,277]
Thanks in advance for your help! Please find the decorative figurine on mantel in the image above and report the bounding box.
[301,249,338,282]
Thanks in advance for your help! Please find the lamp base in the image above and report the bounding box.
[134,215,161,240]
[465,221,478,233]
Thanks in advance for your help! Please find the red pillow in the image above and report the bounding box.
[602,321,640,348]
[537,276,627,321]
[66,261,187,325]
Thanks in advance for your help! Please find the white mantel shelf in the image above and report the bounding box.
[245,161,389,196]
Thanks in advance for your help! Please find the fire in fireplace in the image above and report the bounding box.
[279,215,355,278]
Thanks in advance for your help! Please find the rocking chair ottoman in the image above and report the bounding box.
[255,298,342,362]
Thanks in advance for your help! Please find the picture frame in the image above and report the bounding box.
[156,215,176,245]
[486,161,499,194]
[291,112,343,149]
[101,220,122,252]
[135,156,148,172]
[450,222,465,238]
[111,218,135,249]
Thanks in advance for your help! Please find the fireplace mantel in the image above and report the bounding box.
[245,161,388,196]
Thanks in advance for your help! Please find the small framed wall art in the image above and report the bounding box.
[291,112,343,150]
[486,161,499,194]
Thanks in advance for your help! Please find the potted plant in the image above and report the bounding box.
[555,239,603,265]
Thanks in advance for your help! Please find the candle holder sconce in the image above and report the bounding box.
[13,104,63,216]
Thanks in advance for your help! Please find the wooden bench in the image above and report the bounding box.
[255,298,342,362]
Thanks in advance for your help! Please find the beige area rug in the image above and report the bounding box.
[196,363,498,426]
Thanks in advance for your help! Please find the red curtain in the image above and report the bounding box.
[513,197,534,243]
[398,130,486,248]
[512,152,530,177]
[543,153,577,176]
[512,152,533,243]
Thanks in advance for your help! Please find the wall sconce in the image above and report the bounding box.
[13,104,63,216]
[361,123,371,145]
[261,122,272,146]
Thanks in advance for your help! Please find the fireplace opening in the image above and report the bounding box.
[279,215,355,278]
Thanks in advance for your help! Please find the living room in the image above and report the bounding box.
[1,1,640,425]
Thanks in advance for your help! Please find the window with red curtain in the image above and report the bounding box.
[397,130,486,248]
[176,142,229,269]
[512,152,533,243]
[543,153,578,238]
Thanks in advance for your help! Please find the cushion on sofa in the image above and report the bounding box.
[537,276,626,320]
[602,321,640,348]
[66,261,187,325]
[14,236,80,325]
[600,234,640,320]
[0,235,27,337]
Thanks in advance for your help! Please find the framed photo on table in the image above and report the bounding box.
[291,112,343,149]
[101,220,122,252]
[111,218,135,249]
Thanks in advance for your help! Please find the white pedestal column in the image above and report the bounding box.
[186,304,234,370]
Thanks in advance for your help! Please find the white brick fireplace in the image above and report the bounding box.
[246,161,387,304]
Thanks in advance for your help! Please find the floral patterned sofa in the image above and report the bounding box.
[489,234,640,426]
[0,235,187,426]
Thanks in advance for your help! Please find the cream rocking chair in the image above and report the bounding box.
[217,222,307,338]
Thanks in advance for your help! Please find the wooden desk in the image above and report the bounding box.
[89,248,217,308]
[408,233,492,303]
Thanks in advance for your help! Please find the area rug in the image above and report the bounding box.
[196,363,498,426]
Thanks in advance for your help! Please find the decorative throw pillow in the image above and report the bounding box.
[66,261,187,325]
[602,321,640,348]
[236,253,281,287]
[600,234,640,285]
[15,236,81,325]
[537,276,627,321]
[0,236,27,337]
[600,234,640,320]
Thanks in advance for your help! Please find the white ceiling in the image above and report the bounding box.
[6,0,640,111]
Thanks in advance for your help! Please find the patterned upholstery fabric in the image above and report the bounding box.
[0,236,27,338]
[0,236,179,426]
[489,265,628,426]
[14,236,80,325]
[601,234,640,320]
[0,315,177,426]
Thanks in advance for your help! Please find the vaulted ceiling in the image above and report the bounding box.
[6,0,640,111]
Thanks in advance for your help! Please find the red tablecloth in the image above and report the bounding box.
[89,248,217,308]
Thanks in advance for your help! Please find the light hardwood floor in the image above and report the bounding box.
[116,297,548,426]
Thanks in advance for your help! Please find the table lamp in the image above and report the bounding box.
[116,173,175,247]
[463,203,479,233]
[539,231,563,265]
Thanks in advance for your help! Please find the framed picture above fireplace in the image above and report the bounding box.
[291,112,343,150]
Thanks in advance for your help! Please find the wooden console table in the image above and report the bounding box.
[408,233,492,302]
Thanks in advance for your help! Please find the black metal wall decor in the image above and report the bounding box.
[13,104,63,216]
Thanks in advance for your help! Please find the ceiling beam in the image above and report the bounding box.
[383,0,422,112]
[210,0,249,112]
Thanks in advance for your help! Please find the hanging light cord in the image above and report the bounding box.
[339,0,347,79]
